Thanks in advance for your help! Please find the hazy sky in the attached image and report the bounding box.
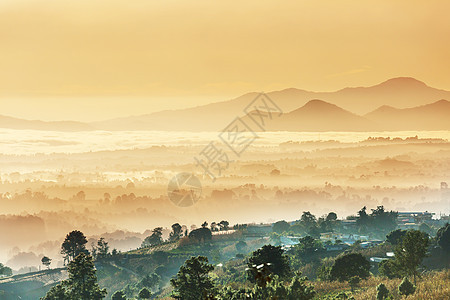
[1,0,449,121]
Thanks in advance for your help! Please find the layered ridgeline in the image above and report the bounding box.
[364,99,450,131]
[0,115,93,132]
[1,77,449,131]
[242,99,450,132]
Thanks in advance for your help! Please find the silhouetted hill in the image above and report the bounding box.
[1,77,449,132]
[0,115,93,131]
[243,99,377,131]
[365,99,450,130]
[91,92,261,131]
[93,77,450,131]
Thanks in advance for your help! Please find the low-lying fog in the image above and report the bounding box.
[0,129,449,271]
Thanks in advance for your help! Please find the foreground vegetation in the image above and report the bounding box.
[314,270,449,299]
[1,207,448,299]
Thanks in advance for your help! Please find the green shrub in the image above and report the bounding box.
[111,290,126,300]
[398,277,415,296]
[376,283,389,300]
[330,253,370,281]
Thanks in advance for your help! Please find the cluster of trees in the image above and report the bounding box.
[272,211,338,237]
[172,222,449,299]
[209,221,230,232]
[375,277,417,300]
[141,220,231,248]
[110,271,161,299]
[315,225,445,296]
[355,206,398,237]
[43,230,159,299]
[111,287,152,300]
[220,272,316,300]
[272,206,399,239]
[381,224,450,284]
[0,263,12,276]
[60,230,118,264]
[170,236,422,299]
[91,238,110,260]
[39,218,449,299]
[142,227,164,247]
[170,246,315,300]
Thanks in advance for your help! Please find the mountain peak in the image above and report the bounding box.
[432,99,449,105]
[285,99,346,115]
[418,99,450,110]
[371,105,397,113]
[378,77,427,88]
[303,99,337,109]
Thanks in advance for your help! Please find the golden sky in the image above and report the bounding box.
[0,0,449,121]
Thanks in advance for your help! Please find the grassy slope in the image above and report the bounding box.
[315,270,450,299]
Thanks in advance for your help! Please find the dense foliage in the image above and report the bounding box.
[398,277,415,296]
[376,283,389,300]
[436,223,450,251]
[170,256,216,300]
[42,253,106,300]
[247,245,292,281]
[33,212,449,299]
[330,253,370,281]
[0,263,12,276]
[61,230,88,262]
[394,230,429,283]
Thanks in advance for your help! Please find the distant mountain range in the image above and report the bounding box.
[246,98,450,132]
[1,77,449,132]
[364,99,450,131]
[0,115,93,132]
[254,99,378,132]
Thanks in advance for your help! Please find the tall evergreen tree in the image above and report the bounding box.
[61,230,88,262]
[95,237,109,260]
[41,285,68,300]
[42,253,106,300]
[65,253,107,299]
[394,230,429,284]
[170,256,216,300]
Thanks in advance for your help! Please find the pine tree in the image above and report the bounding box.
[394,230,429,284]
[111,290,126,300]
[170,256,216,300]
[398,277,416,296]
[42,253,106,300]
[65,253,107,299]
[138,287,151,299]
[376,283,389,300]
[61,230,88,263]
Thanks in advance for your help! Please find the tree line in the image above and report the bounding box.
[38,213,449,299]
